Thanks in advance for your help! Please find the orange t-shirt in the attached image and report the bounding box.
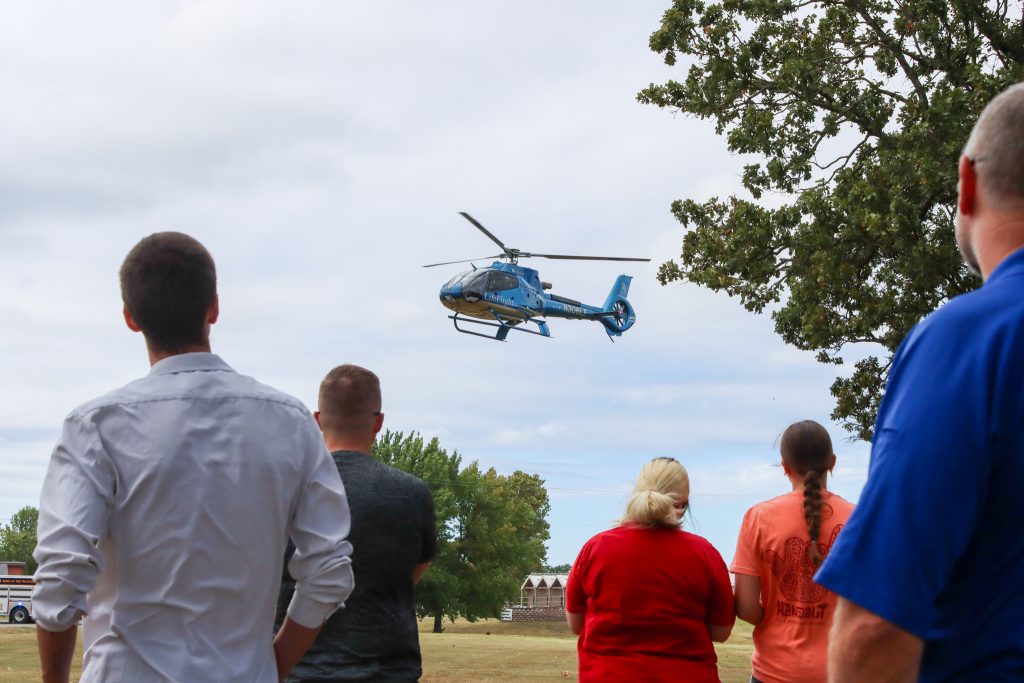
[730,491,854,683]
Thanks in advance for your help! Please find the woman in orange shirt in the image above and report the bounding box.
[731,420,854,683]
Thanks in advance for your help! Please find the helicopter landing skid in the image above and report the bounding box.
[449,313,551,341]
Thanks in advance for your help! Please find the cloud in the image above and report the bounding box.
[0,431,55,519]
[491,422,570,446]
[0,1,874,564]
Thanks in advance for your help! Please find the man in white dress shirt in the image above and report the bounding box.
[32,232,355,683]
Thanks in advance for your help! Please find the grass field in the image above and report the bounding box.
[0,627,85,683]
[0,620,754,682]
[418,618,755,682]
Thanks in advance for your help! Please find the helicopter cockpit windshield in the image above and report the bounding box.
[444,272,470,288]
[461,271,488,288]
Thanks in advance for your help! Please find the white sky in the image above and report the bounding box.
[0,0,872,566]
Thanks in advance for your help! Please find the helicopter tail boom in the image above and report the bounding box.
[599,275,636,339]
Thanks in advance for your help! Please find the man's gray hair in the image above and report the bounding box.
[964,82,1024,208]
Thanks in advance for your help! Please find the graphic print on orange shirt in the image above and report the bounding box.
[762,505,843,604]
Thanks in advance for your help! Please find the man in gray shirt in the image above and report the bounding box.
[278,365,436,682]
[34,232,354,683]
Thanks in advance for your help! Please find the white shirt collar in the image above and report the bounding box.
[148,352,234,376]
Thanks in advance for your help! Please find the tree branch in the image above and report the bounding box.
[845,0,929,107]
[952,0,1024,63]
[815,133,871,174]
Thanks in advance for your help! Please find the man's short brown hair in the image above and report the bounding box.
[119,232,217,353]
[318,365,382,435]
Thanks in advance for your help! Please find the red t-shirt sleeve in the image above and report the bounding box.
[730,507,760,576]
[566,539,592,613]
[705,543,736,628]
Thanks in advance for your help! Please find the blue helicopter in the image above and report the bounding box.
[424,212,650,341]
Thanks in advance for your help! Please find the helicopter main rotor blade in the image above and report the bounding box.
[528,253,651,262]
[422,255,503,268]
[459,212,509,252]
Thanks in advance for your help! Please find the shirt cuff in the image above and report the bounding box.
[730,564,758,575]
[34,604,85,633]
[286,592,344,630]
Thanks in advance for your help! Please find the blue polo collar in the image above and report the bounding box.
[987,246,1024,285]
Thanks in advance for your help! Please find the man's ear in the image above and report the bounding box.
[313,411,322,429]
[207,294,220,325]
[958,154,977,217]
[372,412,385,437]
[123,305,141,333]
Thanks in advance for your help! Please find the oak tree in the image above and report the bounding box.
[640,0,1023,439]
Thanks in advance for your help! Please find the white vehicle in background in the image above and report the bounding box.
[0,574,34,624]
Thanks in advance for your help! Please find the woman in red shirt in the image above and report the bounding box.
[565,457,735,683]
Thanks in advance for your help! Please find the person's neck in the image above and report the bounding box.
[975,215,1024,280]
[323,435,374,456]
[788,474,829,493]
[147,342,211,367]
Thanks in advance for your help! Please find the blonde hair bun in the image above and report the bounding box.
[622,458,690,528]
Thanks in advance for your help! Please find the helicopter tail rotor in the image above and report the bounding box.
[599,275,636,339]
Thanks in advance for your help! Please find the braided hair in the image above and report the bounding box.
[780,421,834,567]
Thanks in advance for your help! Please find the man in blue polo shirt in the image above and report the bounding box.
[816,82,1024,682]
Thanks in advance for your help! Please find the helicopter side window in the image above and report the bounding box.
[486,272,518,291]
